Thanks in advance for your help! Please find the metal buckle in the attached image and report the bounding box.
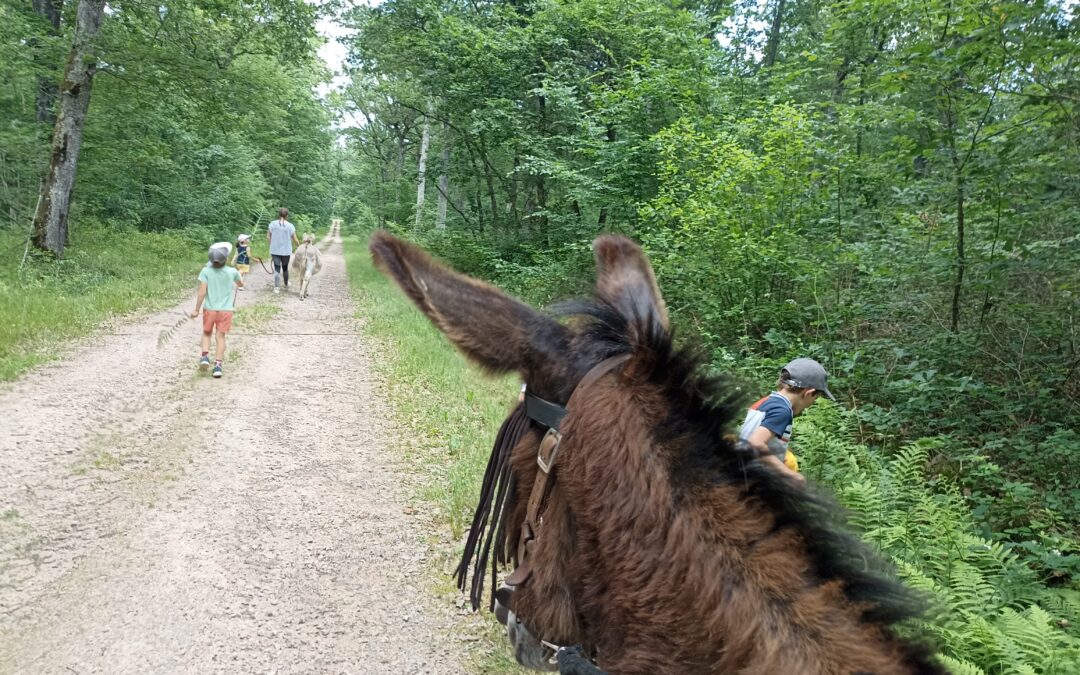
[541,640,563,665]
[537,428,562,474]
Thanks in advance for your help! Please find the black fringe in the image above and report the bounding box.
[455,403,530,611]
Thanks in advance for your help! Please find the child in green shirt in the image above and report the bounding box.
[190,243,243,378]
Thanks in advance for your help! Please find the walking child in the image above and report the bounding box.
[190,242,243,378]
[738,358,835,485]
[231,234,251,289]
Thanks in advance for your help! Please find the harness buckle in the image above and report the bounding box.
[541,640,563,665]
[537,428,562,474]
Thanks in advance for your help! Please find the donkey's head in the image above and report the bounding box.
[369,231,943,675]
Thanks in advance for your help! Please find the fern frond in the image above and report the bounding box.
[934,654,985,675]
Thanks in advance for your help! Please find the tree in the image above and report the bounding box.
[31,0,63,125]
[31,0,105,257]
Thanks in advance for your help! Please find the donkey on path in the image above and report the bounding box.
[369,231,945,675]
[291,233,322,300]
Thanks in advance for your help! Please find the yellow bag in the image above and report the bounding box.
[784,450,800,472]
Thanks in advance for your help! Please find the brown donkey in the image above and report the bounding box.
[369,231,946,675]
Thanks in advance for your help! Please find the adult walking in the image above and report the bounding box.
[267,207,300,294]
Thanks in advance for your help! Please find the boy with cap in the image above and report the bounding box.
[739,358,836,485]
[190,242,244,378]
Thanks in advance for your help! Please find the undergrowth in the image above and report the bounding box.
[798,406,1080,674]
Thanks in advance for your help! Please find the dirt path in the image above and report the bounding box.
[0,226,463,673]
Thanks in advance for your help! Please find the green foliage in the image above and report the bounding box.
[0,221,203,380]
[335,0,1080,555]
[2,0,336,235]
[797,406,1080,673]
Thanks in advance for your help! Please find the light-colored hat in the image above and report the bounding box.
[208,241,232,264]
[237,233,250,242]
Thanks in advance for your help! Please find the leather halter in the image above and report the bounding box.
[505,353,632,588]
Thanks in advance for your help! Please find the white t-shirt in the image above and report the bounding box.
[268,219,296,256]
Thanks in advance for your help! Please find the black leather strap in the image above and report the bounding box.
[525,391,568,430]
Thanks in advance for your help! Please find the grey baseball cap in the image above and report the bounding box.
[781,358,836,401]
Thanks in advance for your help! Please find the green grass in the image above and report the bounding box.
[343,230,517,538]
[0,222,207,380]
[231,303,281,331]
[343,228,526,674]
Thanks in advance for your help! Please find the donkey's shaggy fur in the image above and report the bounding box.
[370,231,946,675]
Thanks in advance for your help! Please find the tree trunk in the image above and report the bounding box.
[598,125,616,228]
[32,0,63,126]
[950,171,966,333]
[535,94,548,230]
[394,126,406,220]
[942,82,966,334]
[436,125,449,230]
[509,154,521,228]
[413,115,431,230]
[762,0,787,70]
[32,0,105,258]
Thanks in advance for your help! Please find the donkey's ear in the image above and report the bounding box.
[592,235,669,342]
[369,231,573,378]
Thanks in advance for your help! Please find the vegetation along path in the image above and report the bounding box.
[0,228,462,673]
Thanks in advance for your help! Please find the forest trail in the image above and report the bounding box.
[0,226,462,673]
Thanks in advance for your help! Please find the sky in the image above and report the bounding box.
[315,16,352,98]
[314,0,376,99]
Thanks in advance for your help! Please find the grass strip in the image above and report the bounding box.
[0,224,206,380]
[342,230,526,673]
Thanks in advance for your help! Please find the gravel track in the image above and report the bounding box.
[0,226,463,674]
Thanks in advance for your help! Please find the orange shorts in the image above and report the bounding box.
[202,310,234,334]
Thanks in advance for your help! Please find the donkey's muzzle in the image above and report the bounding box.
[506,609,558,672]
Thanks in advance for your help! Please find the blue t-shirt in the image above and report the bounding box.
[738,392,793,459]
[236,243,249,264]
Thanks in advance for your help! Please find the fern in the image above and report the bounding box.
[935,654,986,675]
[794,406,1080,674]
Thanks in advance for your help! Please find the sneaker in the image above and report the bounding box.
[199,355,211,371]
[273,287,280,294]
[212,363,223,378]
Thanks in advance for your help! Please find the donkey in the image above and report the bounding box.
[291,233,323,300]
[369,231,946,675]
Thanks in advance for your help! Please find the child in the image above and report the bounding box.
[190,242,243,378]
[738,358,835,485]
[231,234,251,289]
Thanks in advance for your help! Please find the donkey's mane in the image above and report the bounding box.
[558,298,929,629]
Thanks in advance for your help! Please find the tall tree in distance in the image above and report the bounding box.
[31,0,105,257]
[31,0,63,126]
[413,103,432,229]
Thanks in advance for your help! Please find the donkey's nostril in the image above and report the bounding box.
[494,598,509,626]
[494,582,515,625]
